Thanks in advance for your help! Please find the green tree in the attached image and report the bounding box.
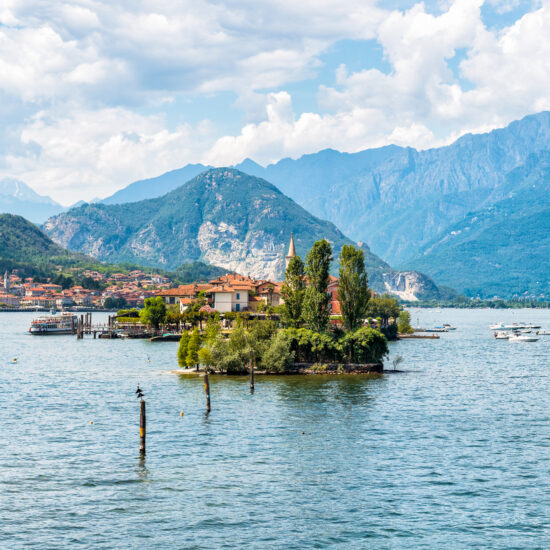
[262,332,295,372]
[302,239,332,332]
[177,331,190,368]
[397,310,414,334]
[186,328,201,368]
[366,295,400,328]
[339,327,388,364]
[198,346,213,371]
[139,296,166,329]
[337,244,371,331]
[281,255,305,327]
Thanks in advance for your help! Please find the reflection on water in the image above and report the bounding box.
[2,310,550,547]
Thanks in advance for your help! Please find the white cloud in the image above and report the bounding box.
[206,0,550,165]
[1,0,550,202]
[9,107,213,204]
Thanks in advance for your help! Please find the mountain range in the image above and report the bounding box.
[409,152,550,298]
[91,111,550,298]
[5,111,550,298]
[0,179,65,223]
[43,168,446,300]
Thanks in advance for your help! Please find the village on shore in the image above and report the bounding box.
[0,235,339,315]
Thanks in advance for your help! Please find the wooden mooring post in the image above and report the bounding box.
[140,399,146,455]
[136,385,146,455]
[250,356,255,392]
[204,374,211,413]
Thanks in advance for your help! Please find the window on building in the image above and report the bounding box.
[236,303,240,312]
[236,293,240,300]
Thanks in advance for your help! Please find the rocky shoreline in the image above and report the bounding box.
[172,362,383,376]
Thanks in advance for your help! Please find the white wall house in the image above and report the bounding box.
[212,289,249,313]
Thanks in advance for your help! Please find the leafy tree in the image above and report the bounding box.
[281,255,305,327]
[337,245,371,331]
[177,331,190,368]
[262,332,295,372]
[302,239,332,332]
[365,295,400,327]
[204,314,221,344]
[198,346,213,371]
[397,310,414,334]
[140,296,166,329]
[186,328,201,368]
[104,296,128,309]
[339,327,388,364]
[248,320,277,366]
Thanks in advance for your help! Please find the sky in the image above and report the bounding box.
[0,0,548,204]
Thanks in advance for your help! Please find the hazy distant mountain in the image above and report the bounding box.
[0,178,64,223]
[44,168,447,300]
[407,152,550,299]
[253,112,550,265]
[97,112,550,267]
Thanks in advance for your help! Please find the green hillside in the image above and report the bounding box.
[43,168,445,298]
[0,213,227,284]
[407,153,550,298]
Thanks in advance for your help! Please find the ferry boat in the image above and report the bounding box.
[29,313,77,335]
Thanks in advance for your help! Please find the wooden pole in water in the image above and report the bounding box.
[250,355,254,392]
[139,399,146,455]
[204,374,211,413]
[72,315,75,335]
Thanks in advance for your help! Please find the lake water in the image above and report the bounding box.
[1,309,550,548]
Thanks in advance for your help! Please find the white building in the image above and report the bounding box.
[210,285,250,313]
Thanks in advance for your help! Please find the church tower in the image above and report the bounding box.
[285,233,296,269]
[3,271,9,291]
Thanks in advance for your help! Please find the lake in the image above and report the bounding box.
[1,309,550,548]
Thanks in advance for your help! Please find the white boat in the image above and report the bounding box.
[29,313,77,335]
[509,334,539,343]
[537,330,550,335]
[443,324,457,330]
[494,331,510,340]
[490,322,526,331]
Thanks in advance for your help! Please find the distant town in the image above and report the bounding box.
[0,235,342,314]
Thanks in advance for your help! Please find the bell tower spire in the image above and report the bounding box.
[285,232,296,269]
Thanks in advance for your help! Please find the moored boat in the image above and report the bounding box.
[494,331,509,339]
[29,312,77,335]
[508,334,539,343]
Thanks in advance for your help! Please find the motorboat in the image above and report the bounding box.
[490,322,526,330]
[29,312,77,335]
[442,324,457,330]
[509,334,539,343]
[494,331,510,340]
[537,329,550,335]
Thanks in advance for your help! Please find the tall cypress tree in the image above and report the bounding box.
[177,331,190,368]
[337,244,370,332]
[281,255,305,327]
[302,239,332,332]
[186,327,201,368]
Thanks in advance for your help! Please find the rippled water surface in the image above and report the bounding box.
[2,309,550,548]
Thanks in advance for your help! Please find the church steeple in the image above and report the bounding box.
[3,271,9,291]
[285,233,296,269]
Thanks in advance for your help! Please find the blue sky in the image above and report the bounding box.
[0,0,547,203]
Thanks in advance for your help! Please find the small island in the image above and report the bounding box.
[165,238,407,376]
